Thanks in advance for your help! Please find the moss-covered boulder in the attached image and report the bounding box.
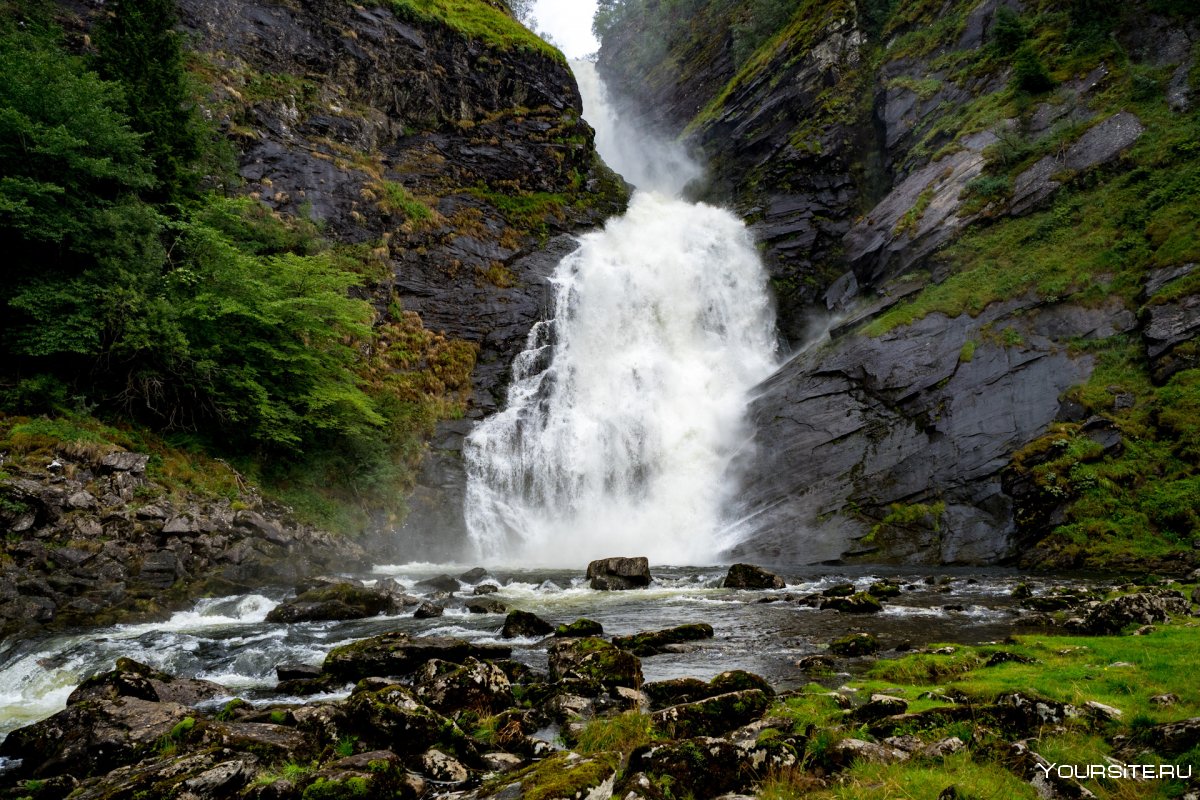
[867,580,903,598]
[343,685,475,760]
[554,618,604,637]
[548,637,643,689]
[476,750,620,800]
[612,623,714,655]
[414,657,514,716]
[321,633,511,682]
[829,632,880,657]
[650,689,771,739]
[722,563,785,589]
[266,583,399,624]
[820,591,883,613]
[642,677,713,710]
[621,737,748,799]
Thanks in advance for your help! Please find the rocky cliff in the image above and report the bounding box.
[599,0,1200,569]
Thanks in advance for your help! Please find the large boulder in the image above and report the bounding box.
[587,556,652,590]
[650,689,772,738]
[548,637,644,689]
[475,750,620,799]
[1074,591,1190,634]
[343,685,475,759]
[821,591,883,613]
[829,632,881,656]
[555,618,604,637]
[501,609,555,639]
[621,738,748,799]
[612,623,714,656]
[723,563,786,589]
[322,633,511,682]
[414,657,514,716]
[265,582,399,623]
[69,658,225,707]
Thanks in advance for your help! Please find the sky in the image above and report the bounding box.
[530,0,599,59]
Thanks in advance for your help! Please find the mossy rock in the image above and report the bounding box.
[649,688,771,738]
[611,623,714,656]
[477,750,620,800]
[554,618,604,638]
[548,637,643,689]
[820,591,883,613]
[829,632,880,657]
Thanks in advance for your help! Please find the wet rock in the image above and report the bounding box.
[722,563,785,590]
[867,580,903,598]
[465,598,507,614]
[829,632,880,656]
[473,583,501,596]
[822,582,856,597]
[796,654,837,672]
[501,609,555,639]
[477,750,620,799]
[651,689,772,738]
[820,591,883,613]
[414,573,461,593]
[587,556,652,590]
[322,632,511,682]
[643,677,714,710]
[555,618,604,637]
[415,657,513,716]
[0,697,195,779]
[266,583,399,623]
[548,636,643,689]
[204,721,314,762]
[457,567,490,583]
[413,601,444,619]
[276,663,322,682]
[612,623,714,656]
[1074,591,1190,634]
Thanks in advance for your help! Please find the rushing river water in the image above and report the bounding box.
[0,562,1100,742]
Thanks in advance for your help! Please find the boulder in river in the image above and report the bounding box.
[266,582,398,623]
[612,622,714,656]
[723,563,785,589]
[821,591,884,613]
[465,598,507,614]
[830,632,881,656]
[587,556,652,590]
[414,573,462,593]
[413,601,444,619]
[501,609,555,639]
[555,618,604,637]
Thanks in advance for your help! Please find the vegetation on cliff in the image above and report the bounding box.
[0,2,478,532]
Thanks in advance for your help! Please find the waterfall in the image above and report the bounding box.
[461,60,778,566]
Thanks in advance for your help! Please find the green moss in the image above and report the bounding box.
[375,180,433,222]
[301,775,370,800]
[377,0,563,62]
[893,186,936,237]
[482,751,621,800]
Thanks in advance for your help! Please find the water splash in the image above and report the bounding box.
[462,63,778,566]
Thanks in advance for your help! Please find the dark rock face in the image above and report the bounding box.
[650,689,772,739]
[730,300,1127,565]
[1073,591,1191,634]
[722,563,785,590]
[587,556,652,590]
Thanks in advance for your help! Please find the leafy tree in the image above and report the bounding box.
[93,0,206,201]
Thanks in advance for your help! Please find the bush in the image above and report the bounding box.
[1011,45,1055,94]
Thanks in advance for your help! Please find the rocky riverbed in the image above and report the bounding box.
[3,561,1198,798]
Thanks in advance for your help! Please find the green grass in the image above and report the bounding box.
[375,180,433,222]
[573,712,659,755]
[379,0,562,62]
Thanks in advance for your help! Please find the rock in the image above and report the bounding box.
[1084,700,1122,722]
[322,632,511,682]
[848,694,909,723]
[922,736,966,759]
[414,573,461,593]
[612,623,714,656]
[501,609,555,639]
[457,567,490,583]
[481,751,526,773]
[796,654,837,672]
[420,748,470,783]
[465,598,507,614]
[415,657,513,716]
[1150,693,1179,706]
[820,591,883,613]
[1074,591,1190,634]
[276,663,322,682]
[643,677,714,710]
[343,684,474,757]
[477,750,620,799]
[548,637,643,689]
[1142,291,1200,382]
[555,618,604,637]
[414,601,444,619]
[67,490,97,510]
[266,583,399,623]
[204,721,314,762]
[100,452,150,474]
[828,738,909,769]
[622,738,747,799]
[829,632,880,656]
[722,563,785,590]
[985,651,1036,666]
[822,582,856,597]
[0,696,195,779]
[1114,717,1200,758]
[1005,741,1097,799]
[867,580,902,598]
[651,689,771,738]
[473,583,501,595]
[587,556,652,590]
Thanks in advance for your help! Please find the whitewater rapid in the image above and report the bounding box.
[462,61,778,566]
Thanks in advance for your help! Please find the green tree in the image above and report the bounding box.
[93,0,205,201]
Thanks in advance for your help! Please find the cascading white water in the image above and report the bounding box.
[462,61,778,566]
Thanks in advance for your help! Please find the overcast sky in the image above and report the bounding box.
[530,0,599,59]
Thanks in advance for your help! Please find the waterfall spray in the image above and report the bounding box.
[462,61,777,566]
